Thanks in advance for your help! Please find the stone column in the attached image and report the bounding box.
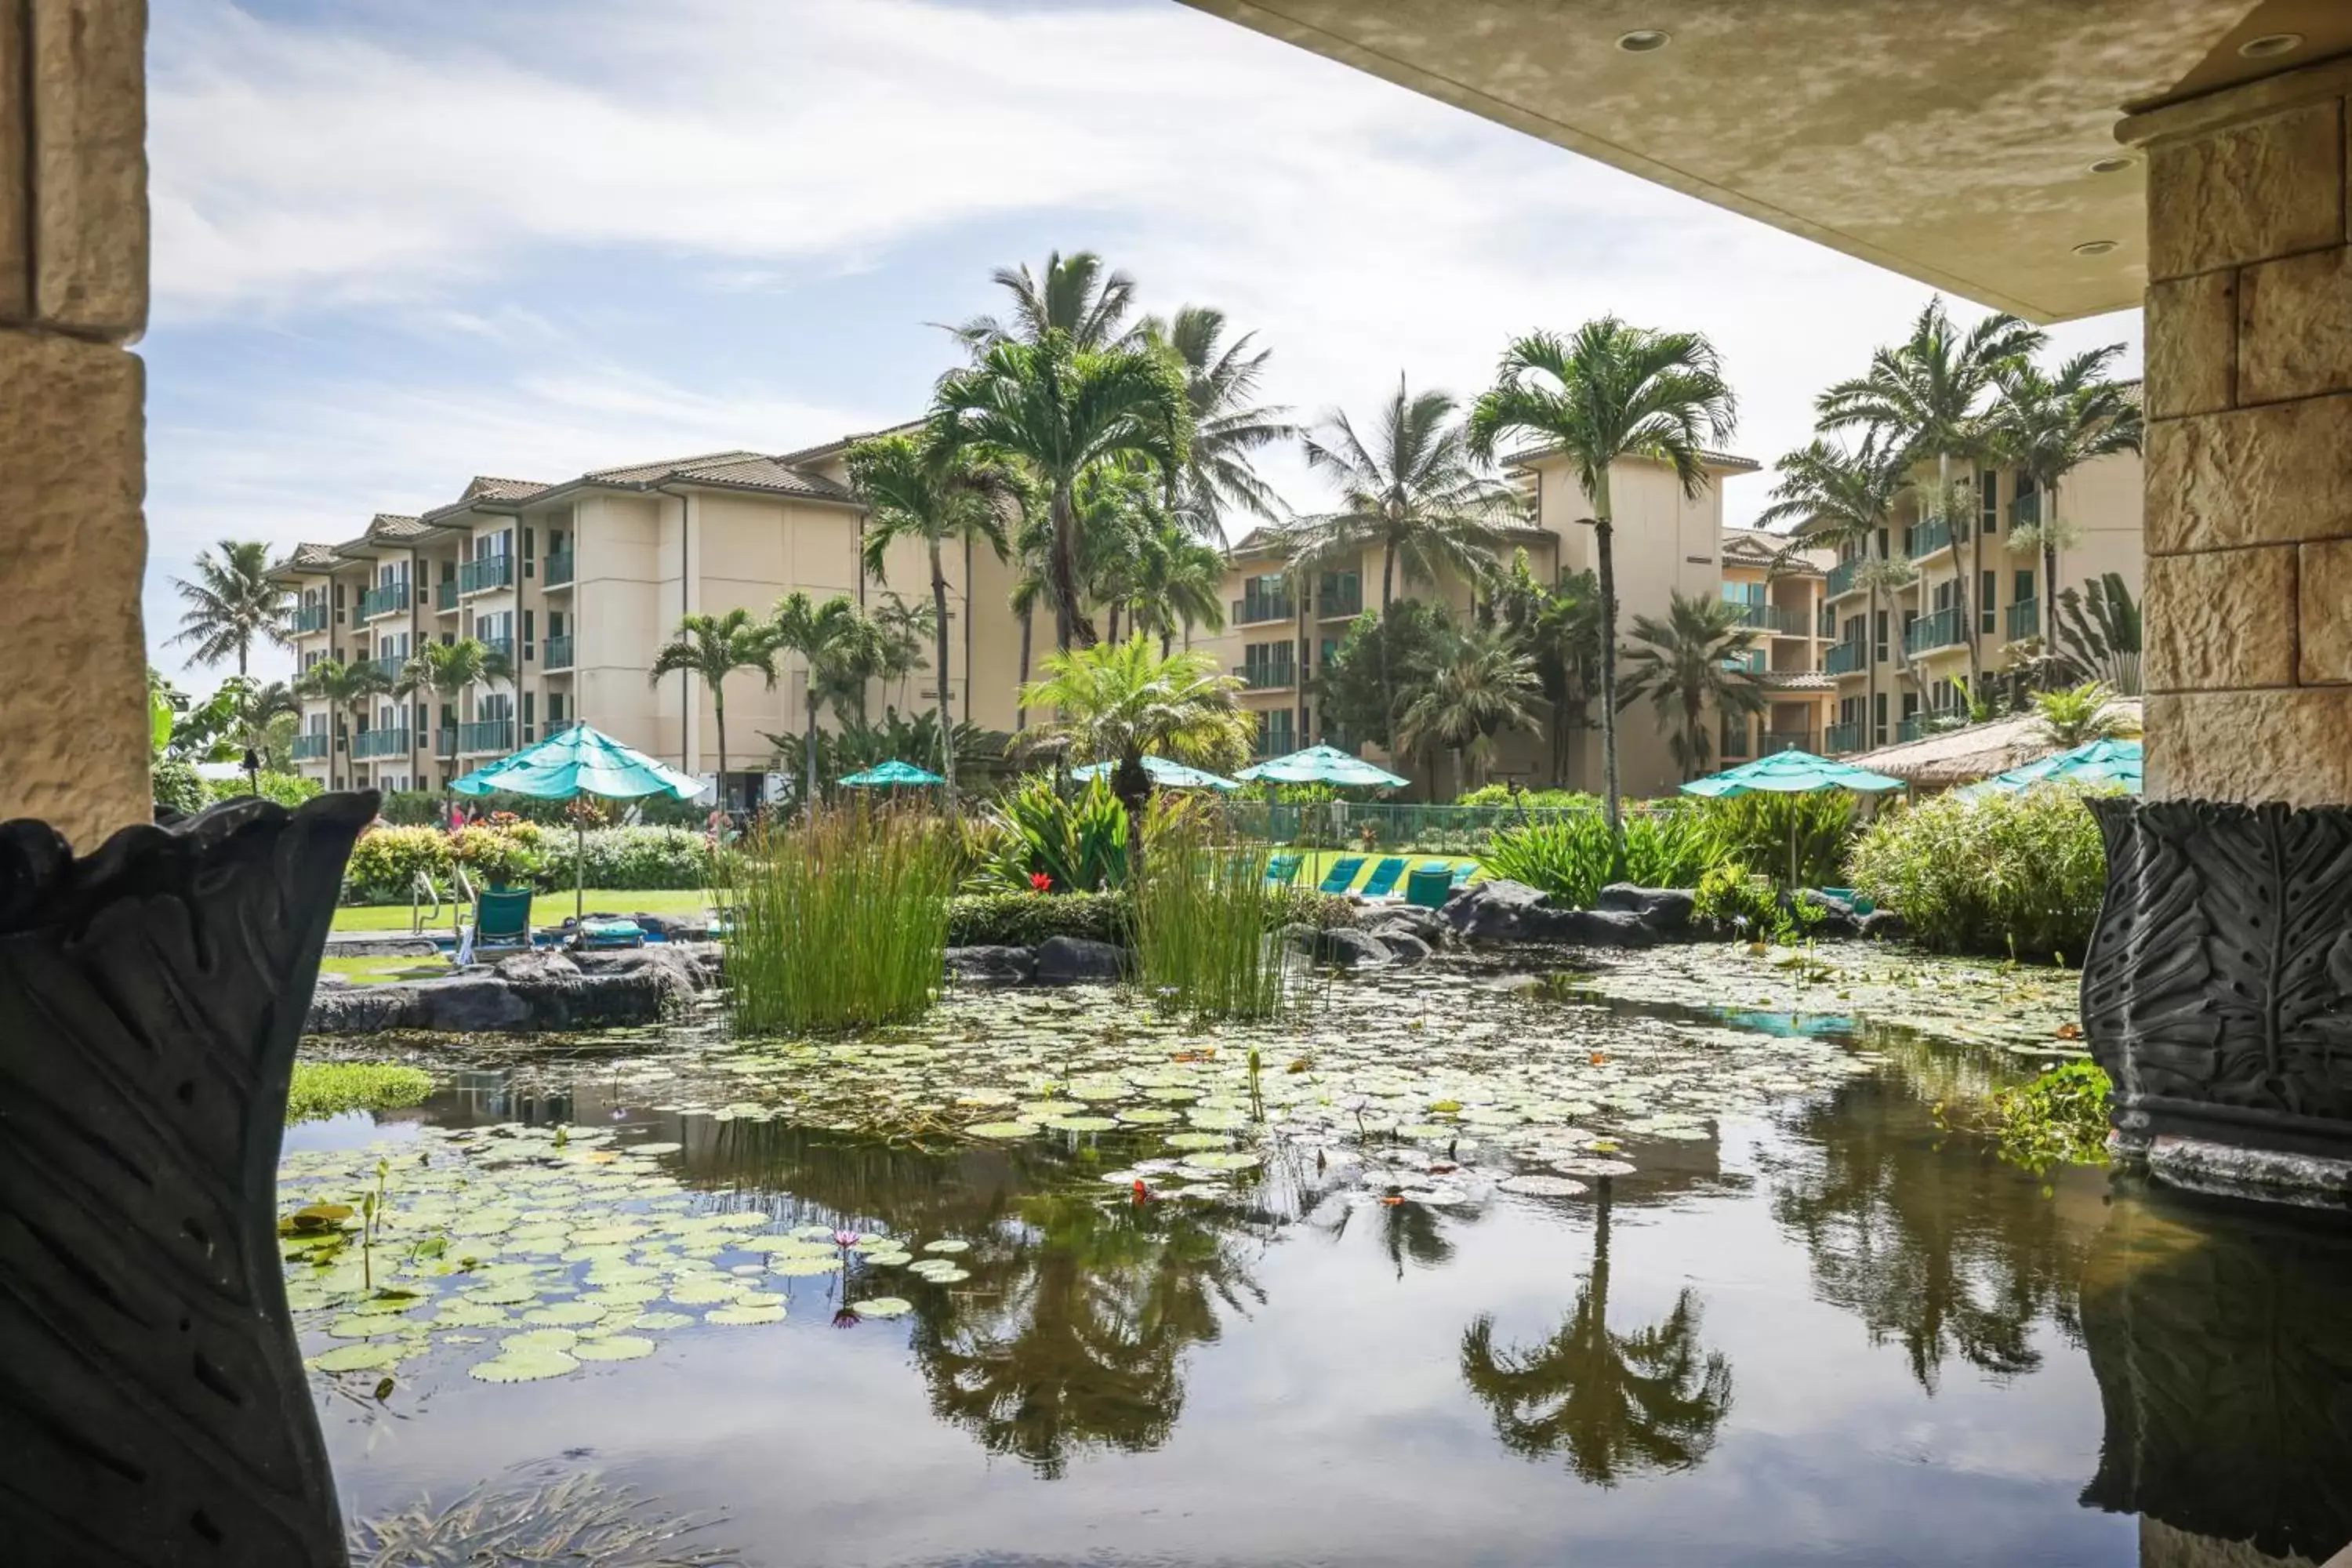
[0,0,151,849]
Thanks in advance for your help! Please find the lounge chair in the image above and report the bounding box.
[465,886,534,961]
[1265,853,1303,886]
[576,916,648,949]
[1315,855,1366,895]
[1450,861,1477,888]
[1358,856,1410,900]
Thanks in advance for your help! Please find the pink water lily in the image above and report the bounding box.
[833,1229,862,1249]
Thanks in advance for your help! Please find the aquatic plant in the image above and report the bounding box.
[284,1061,432,1124]
[721,806,954,1033]
[1984,1059,2112,1173]
[1132,827,1289,1020]
[1483,806,1736,905]
[972,773,1135,891]
[1846,786,2110,960]
[349,1470,741,1566]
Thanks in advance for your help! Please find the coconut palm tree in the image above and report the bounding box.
[1491,553,1606,786]
[1459,1185,1733,1485]
[1817,297,2045,692]
[1397,622,1541,797]
[647,608,778,784]
[1138,304,1294,542]
[1467,321,1737,837]
[1018,635,1253,878]
[1755,432,1920,741]
[1617,592,1769,780]
[295,656,390,770]
[1119,517,1229,659]
[770,592,864,813]
[395,638,491,763]
[1987,346,2144,650]
[234,677,297,750]
[933,331,1192,653]
[850,426,1022,809]
[944,249,1140,355]
[169,539,289,676]
[1297,376,1517,744]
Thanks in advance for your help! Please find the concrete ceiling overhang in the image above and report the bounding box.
[1180,1,2352,323]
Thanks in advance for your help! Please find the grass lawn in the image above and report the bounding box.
[1285,848,1487,894]
[318,953,452,986]
[331,886,715,932]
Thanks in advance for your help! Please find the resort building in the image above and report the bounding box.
[270,434,1026,804]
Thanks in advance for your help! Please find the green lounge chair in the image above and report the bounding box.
[577,917,646,949]
[1359,856,1410,899]
[1315,855,1366,895]
[1450,862,1477,887]
[1265,853,1304,886]
[469,886,534,958]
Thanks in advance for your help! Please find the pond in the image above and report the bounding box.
[285,946,2352,1567]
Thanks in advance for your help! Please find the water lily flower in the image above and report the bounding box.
[833,1229,862,1249]
[1029,872,1053,892]
[831,1307,859,1329]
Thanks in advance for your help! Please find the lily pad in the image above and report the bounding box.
[705,1303,787,1326]
[851,1297,913,1319]
[572,1334,657,1362]
[1497,1174,1589,1197]
[468,1348,579,1383]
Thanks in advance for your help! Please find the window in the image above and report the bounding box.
[1873,611,1888,662]
[1876,527,1889,560]
[523,528,535,561]
[521,691,534,739]
[1932,579,1954,612]
[523,609,535,655]
[2015,470,2040,526]
[1901,692,1920,720]
[1872,692,1888,744]
[546,691,566,727]
[1980,470,1999,535]
[1980,570,1998,633]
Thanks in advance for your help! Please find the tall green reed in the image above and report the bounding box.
[720,805,954,1033]
[1132,825,1288,1021]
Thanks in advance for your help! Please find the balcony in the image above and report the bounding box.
[1827,559,1863,597]
[458,719,514,754]
[543,550,575,588]
[1729,601,1809,635]
[2012,490,2042,527]
[366,653,406,684]
[1759,729,1813,754]
[459,554,514,595]
[435,579,458,613]
[358,582,410,620]
[1904,606,1964,655]
[1235,662,1296,691]
[289,603,329,634]
[1907,517,1954,559]
[352,727,411,760]
[1317,575,1363,619]
[1231,593,1294,627]
[2005,598,2041,641]
[292,732,330,761]
[1824,641,1867,676]
[543,633,574,670]
[1822,721,1861,755]
[480,635,514,667]
[1897,714,1930,743]
[434,728,457,757]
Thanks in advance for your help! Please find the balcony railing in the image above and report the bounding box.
[1822,721,1861,755]
[1904,606,1964,655]
[1720,726,1751,760]
[543,550,575,588]
[1236,662,1296,691]
[458,719,514,753]
[1231,593,1294,626]
[1827,559,1863,597]
[289,603,329,634]
[1907,517,1954,559]
[543,633,574,670]
[352,727,410,759]
[2012,490,2042,527]
[1729,601,1808,635]
[459,554,514,595]
[1759,729,1813,754]
[1897,714,1931,743]
[358,583,409,619]
[2005,598,2041,641]
[1824,641,1867,676]
[435,579,458,612]
[366,653,405,684]
[1317,578,1363,619]
[292,732,330,761]
[434,728,458,757]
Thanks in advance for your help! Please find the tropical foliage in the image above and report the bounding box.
[2051,573,2143,695]
[169,539,288,675]
[1396,622,1541,796]
[1990,346,2144,648]
[1482,808,1737,906]
[1615,592,1766,780]
[1846,786,2111,960]
[2027,681,2132,748]
[648,609,779,781]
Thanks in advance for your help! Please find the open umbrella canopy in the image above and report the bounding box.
[1679,750,1905,797]
[1962,737,2142,797]
[1069,755,1240,792]
[839,759,946,788]
[1236,744,1409,789]
[452,722,702,800]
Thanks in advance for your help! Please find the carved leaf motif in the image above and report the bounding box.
[0,793,374,1568]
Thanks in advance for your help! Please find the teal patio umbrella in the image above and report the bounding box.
[1236,743,1408,789]
[1962,737,2141,797]
[452,720,702,926]
[839,759,946,788]
[1070,755,1240,792]
[1680,749,1904,887]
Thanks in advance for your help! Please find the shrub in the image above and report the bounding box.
[1134,829,1289,1020]
[344,826,456,900]
[1986,1060,2112,1172]
[1269,887,1359,931]
[1692,863,1778,934]
[285,1062,433,1125]
[1455,784,1601,809]
[1846,786,2110,960]
[377,789,707,829]
[565,826,715,891]
[948,891,1133,948]
[1696,792,1858,888]
[205,771,324,809]
[975,774,1132,892]
[448,821,544,887]
[1485,806,1738,906]
[152,757,207,817]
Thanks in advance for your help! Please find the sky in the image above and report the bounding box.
[143,0,2141,688]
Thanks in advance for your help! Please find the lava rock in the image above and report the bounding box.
[1377,930,1434,965]
[946,945,1038,985]
[1794,890,1861,939]
[1370,903,1448,946]
[1033,936,1131,984]
[1440,879,1661,948]
[1858,908,1909,942]
[1595,884,1697,935]
[1309,927,1392,967]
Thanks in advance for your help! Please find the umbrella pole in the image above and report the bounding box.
[576,817,585,932]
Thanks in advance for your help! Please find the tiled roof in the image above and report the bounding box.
[461,476,547,503]
[1757,670,1837,691]
[771,419,925,468]
[368,513,430,539]
[572,449,853,500]
[1500,442,1761,475]
[271,542,341,574]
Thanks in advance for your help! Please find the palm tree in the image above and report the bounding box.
[1397,622,1541,797]
[1468,321,1737,837]
[933,331,1192,653]
[1755,433,1919,742]
[1110,516,1228,659]
[1138,304,1294,542]
[2028,681,2131,748]
[295,657,390,768]
[1459,1185,1733,1485]
[944,249,1140,355]
[395,638,492,762]
[1987,347,2144,649]
[647,608,779,782]
[1617,592,1769,780]
[1018,635,1253,878]
[169,539,289,676]
[850,425,1019,803]
[1817,297,2045,692]
[234,678,297,750]
[1298,376,1517,742]
[1491,553,1605,786]
[770,591,864,812]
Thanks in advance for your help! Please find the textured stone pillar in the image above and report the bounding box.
[0,0,151,849]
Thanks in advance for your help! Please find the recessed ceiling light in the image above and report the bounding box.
[2238,32,2304,59]
[2086,155,2136,176]
[2072,239,2119,257]
[1615,29,1671,53]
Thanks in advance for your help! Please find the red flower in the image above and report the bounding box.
[1131,1179,1150,1203]
[1029,872,1054,892]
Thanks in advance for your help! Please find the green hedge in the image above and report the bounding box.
[343,822,713,902]
[376,788,708,828]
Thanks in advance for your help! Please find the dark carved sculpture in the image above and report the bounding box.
[0,793,376,1567]
[2082,798,2352,1160]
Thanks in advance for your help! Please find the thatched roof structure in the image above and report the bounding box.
[1843,701,2143,789]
